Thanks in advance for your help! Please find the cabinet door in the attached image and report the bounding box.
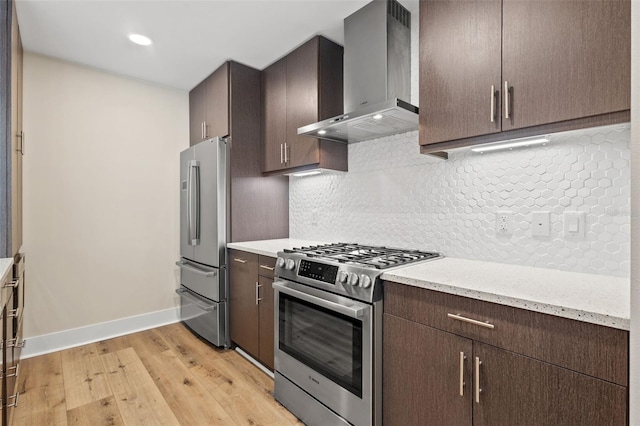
[229,251,259,358]
[10,2,22,256]
[263,58,287,172]
[258,275,274,370]
[502,0,630,130]
[473,342,627,426]
[286,38,320,168]
[189,80,207,146]
[205,63,230,140]
[383,314,473,426]
[419,0,502,145]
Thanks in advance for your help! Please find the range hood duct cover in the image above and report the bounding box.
[298,0,418,144]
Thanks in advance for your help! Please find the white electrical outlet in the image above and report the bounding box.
[496,211,513,234]
[531,211,551,237]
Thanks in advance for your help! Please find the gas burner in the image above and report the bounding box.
[284,243,440,270]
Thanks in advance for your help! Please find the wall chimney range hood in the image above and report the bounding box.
[298,0,418,144]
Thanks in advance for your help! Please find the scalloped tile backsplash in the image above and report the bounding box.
[290,123,630,277]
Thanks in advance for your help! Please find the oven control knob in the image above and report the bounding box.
[348,273,359,286]
[285,259,296,270]
[338,271,348,283]
[360,275,372,288]
[276,257,285,268]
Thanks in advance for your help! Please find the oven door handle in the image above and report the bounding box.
[273,281,366,319]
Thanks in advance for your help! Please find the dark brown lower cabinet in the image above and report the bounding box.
[384,314,472,426]
[229,249,276,369]
[257,274,275,370]
[474,342,627,426]
[229,250,260,358]
[383,281,628,426]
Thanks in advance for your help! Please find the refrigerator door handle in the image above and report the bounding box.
[176,288,215,312]
[175,260,217,277]
[188,160,200,245]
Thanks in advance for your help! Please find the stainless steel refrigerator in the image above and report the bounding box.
[176,136,230,348]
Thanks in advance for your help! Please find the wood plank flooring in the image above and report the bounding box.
[12,323,303,426]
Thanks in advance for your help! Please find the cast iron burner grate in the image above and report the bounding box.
[284,243,440,269]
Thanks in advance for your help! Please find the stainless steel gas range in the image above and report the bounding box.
[273,243,442,426]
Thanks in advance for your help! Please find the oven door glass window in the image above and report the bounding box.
[279,292,363,398]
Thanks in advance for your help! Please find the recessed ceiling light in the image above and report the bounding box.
[318,130,327,135]
[128,33,152,46]
[373,114,383,120]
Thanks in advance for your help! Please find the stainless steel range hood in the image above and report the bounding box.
[298,0,417,144]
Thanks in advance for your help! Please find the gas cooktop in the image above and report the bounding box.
[276,243,442,303]
[283,243,440,270]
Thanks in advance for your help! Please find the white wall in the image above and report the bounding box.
[22,53,188,339]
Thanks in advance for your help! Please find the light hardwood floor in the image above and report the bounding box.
[12,323,303,425]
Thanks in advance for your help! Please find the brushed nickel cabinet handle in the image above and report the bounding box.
[201,122,204,140]
[280,143,284,164]
[3,278,19,289]
[490,85,496,123]
[504,81,510,119]
[284,142,288,163]
[233,258,247,264]
[475,357,482,403]
[447,313,494,329]
[256,282,263,304]
[459,351,466,396]
[259,265,275,271]
[6,392,19,408]
[16,131,24,155]
[203,122,208,139]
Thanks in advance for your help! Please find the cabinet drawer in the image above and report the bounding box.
[383,281,628,386]
[229,249,258,266]
[258,256,276,279]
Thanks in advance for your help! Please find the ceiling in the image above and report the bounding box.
[14,0,419,91]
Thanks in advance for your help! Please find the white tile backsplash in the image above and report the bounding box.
[290,124,631,277]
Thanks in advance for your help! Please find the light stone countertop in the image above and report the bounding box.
[227,239,327,258]
[0,258,13,290]
[381,257,630,330]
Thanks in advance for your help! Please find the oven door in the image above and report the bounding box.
[273,279,373,426]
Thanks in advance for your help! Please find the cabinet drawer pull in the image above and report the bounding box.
[447,313,494,329]
[490,85,496,123]
[504,81,511,119]
[6,363,19,379]
[233,258,247,264]
[459,351,466,396]
[259,265,275,271]
[3,278,19,289]
[475,357,482,403]
[6,392,19,408]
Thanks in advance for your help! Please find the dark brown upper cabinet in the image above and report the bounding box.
[189,63,229,146]
[262,36,347,174]
[419,0,630,154]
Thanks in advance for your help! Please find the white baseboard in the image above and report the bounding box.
[21,307,180,359]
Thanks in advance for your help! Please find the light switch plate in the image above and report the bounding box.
[563,211,585,238]
[531,211,550,237]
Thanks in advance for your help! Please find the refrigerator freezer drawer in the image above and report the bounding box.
[177,287,227,348]
[177,259,225,301]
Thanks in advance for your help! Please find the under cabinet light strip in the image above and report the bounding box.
[291,170,322,177]
[471,137,549,153]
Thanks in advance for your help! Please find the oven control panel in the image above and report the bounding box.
[298,260,338,285]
